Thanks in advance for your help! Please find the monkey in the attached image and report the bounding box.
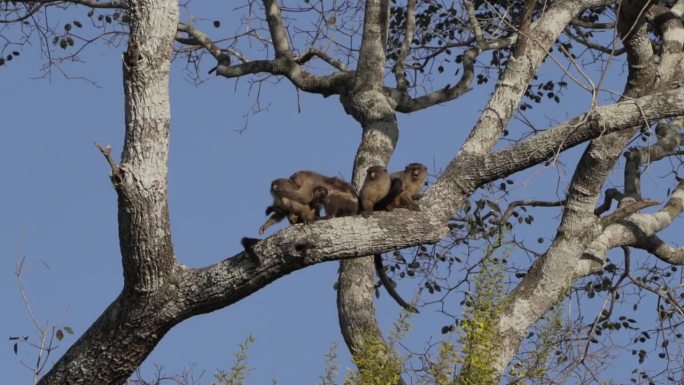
[375,163,428,211]
[358,165,391,217]
[278,170,357,206]
[259,178,319,234]
[357,164,424,312]
[312,185,359,219]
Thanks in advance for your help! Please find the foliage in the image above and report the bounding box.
[213,335,256,385]
[344,311,412,385]
[454,240,507,385]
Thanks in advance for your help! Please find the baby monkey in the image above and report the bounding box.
[259,178,319,234]
[312,185,359,219]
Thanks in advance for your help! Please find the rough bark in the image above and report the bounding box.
[484,0,684,380]
[13,0,684,383]
[337,0,403,381]
[37,0,180,383]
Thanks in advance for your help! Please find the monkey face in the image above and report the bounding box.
[407,164,427,181]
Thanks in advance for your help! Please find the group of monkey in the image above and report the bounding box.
[248,163,428,313]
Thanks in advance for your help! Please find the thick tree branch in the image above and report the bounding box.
[473,88,684,193]
[37,0,180,383]
[181,87,684,319]
[263,0,291,57]
[584,181,684,262]
[635,234,684,264]
[624,120,682,198]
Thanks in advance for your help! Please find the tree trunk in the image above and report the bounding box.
[38,0,179,383]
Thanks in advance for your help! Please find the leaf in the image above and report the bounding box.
[485,200,501,214]
[13,343,18,355]
[56,329,64,341]
[64,326,74,335]
[213,20,221,28]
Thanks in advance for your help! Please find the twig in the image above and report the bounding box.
[94,142,122,183]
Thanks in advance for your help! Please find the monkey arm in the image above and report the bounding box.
[259,212,287,235]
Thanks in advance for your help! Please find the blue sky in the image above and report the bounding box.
[2,3,681,384]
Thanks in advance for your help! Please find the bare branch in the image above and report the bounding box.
[294,48,349,71]
[635,234,684,264]
[393,48,476,113]
[595,188,625,215]
[392,0,415,91]
[570,18,616,29]
[263,0,291,57]
[94,142,122,184]
[494,199,566,225]
[584,181,684,262]
[599,199,660,228]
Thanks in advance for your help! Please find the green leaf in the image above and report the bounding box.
[56,329,64,341]
[64,326,74,334]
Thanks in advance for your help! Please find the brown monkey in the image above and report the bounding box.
[312,185,359,219]
[359,165,391,217]
[359,165,421,312]
[375,163,428,211]
[259,178,319,234]
[280,170,357,206]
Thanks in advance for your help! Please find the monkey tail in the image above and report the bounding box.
[374,178,403,211]
[374,254,419,313]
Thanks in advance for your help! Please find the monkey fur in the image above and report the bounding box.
[259,178,319,234]
[375,163,428,211]
[359,165,391,217]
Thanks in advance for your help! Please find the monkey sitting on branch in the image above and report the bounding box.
[374,163,428,211]
[358,165,420,313]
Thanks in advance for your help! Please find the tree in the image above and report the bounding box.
[2,0,684,384]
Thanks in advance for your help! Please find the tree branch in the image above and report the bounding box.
[392,0,415,92]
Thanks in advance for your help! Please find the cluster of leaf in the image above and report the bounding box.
[0,7,128,69]
[575,258,684,384]
[0,50,19,67]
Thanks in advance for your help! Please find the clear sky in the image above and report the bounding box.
[2,3,681,384]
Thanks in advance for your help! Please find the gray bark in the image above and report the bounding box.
[18,0,684,383]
